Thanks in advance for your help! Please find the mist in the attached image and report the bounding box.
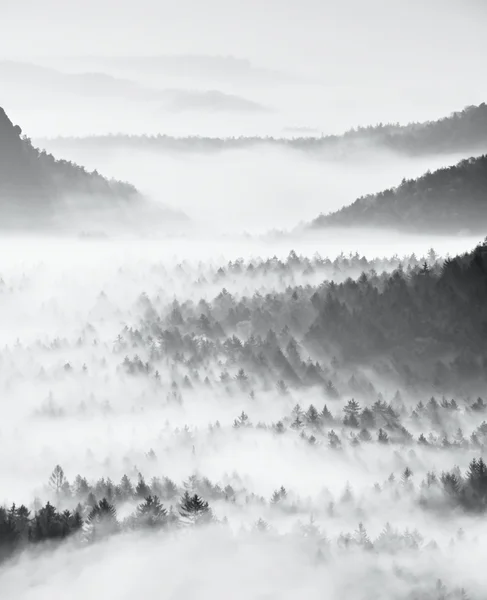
[0,237,486,600]
[2,0,487,598]
[34,142,478,233]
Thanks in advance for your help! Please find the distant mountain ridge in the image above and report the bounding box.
[40,103,487,158]
[310,154,487,234]
[61,54,294,83]
[1,61,270,114]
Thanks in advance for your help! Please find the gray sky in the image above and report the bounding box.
[2,0,486,81]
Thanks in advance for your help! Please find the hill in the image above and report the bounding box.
[334,102,487,157]
[0,106,144,227]
[1,61,270,115]
[303,239,487,390]
[309,154,487,234]
[40,103,487,158]
[0,107,138,201]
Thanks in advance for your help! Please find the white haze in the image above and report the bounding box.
[2,0,487,138]
[1,0,487,597]
[2,526,487,600]
[0,237,484,600]
[0,235,479,498]
[34,143,478,233]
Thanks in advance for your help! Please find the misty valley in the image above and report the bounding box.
[2,9,487,597]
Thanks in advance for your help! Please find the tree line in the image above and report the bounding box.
[42,103,487,159]
[0,106,138,208]
[2,456,487,580]
[110,241,487,395]
[311,154,487,233]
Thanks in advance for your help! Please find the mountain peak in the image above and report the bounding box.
[0,107,22,139]
[0,106,139,225]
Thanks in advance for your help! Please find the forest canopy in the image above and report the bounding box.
[41,103,487,159]
[0,107,139,211]
[310,155,487,234]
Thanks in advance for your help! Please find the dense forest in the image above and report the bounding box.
[109,241,487,394]
[41,103,487,158]
[1,454,487,584]
[310,155,487,233]
[1,238,486,598]
[0,107,138,212]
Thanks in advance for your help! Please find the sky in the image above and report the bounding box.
[1,0,486,82]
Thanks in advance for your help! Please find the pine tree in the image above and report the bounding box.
[321,404,334,423]
[328,430,341,449]
[73,475,90,500]
[354,523,373,550]
[133,496,168,529]
[290,414,303,430]
[441,471,461,501]
[254,518,269,532]
[162,477,179,500]
[343,399,361,427]
[305,404,320,427]
[32,502,66,541]
[360,407,375,428]
[119,474,134,500]
[325,380,339,399]
[233,411,250,428]
[270,490,281,505]
[48,465,66,499]
[0,506,20,561]
[135,474,151,499]
[235,368,249,386]
[465,457,487,509]
[401,467,413,486]
[178,492,212,525]
[15,505,31,540]
[86,498,119,540]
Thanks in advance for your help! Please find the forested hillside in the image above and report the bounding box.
[311,155,487,233]
[345,102,487,156]
[42,103,487,158]
[0,107,138,211]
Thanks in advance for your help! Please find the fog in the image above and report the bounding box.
[6,69,487,140]
[3,0,487,79]
[2,0,487,598]
[3,0,487,138]
[0,236,486,599]
[2,526,487,600]
[34,142,478,233]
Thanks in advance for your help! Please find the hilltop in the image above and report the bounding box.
[0,106,142,227]
[0,107,138,199]
[310,154,487,234]
[40,103,487,159]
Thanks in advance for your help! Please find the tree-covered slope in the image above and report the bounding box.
[0,107,138,209]
[340,102,487,156]
[41,103,487,158]
[310,155,487,233]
